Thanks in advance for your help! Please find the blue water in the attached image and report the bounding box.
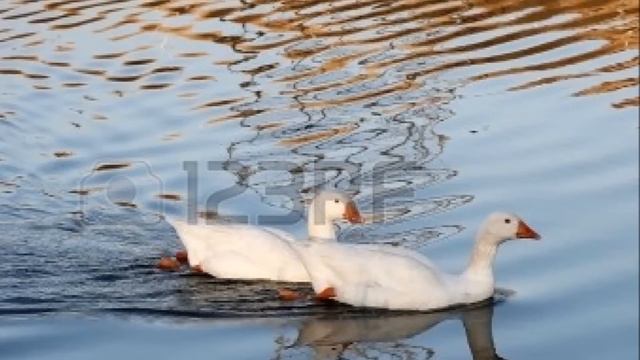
[0,0,638,359]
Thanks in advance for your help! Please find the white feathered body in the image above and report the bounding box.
[295,242,495,311]
[171,221,311,282]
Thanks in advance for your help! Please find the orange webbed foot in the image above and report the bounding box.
[278,288,302,301]
[175,250,189,265]
[191,264,204,273]
[315,287,336,301]
[157,257,180,271]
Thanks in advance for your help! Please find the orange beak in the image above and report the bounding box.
[343,200,363,224]
[516,220,541,240]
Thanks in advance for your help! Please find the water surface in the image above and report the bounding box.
[0,0,638,359]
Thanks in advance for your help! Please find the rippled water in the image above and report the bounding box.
[1,0,638,359]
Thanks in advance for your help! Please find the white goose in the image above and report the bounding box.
[294,212,540,310]
[163,191,362,282]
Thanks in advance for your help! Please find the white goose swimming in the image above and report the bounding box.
[294,212,540,310]
[161,191,362,282]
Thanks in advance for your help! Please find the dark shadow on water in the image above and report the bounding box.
[278,298,507,360]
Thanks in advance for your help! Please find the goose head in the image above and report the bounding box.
[309,190,363,225]
[465,212,541,287]
[308,190,362,240]
[479,212,541,245]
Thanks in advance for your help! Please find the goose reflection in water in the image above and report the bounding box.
[277,298,507,360]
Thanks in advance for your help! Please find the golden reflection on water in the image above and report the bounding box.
[0,0,637,214]
[1,0,636,107]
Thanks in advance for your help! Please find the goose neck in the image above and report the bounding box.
[308,206,336,240]
[464,235,499,278]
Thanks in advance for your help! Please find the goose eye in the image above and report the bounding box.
[334,199,340,204]
[504,218,511,224]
